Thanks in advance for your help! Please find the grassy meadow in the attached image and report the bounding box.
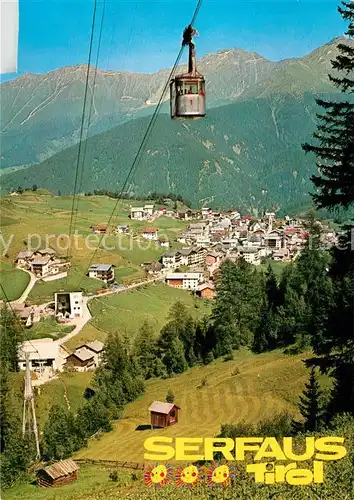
[29,348,329,465]
[65,282,212,350]
[0,262,30,301]
[0,192,188,305]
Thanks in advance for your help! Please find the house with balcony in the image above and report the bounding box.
[162,251,181,269]
[88,264,115,284]
[130,207,145,220]
[165,272,203,291]
[15,248,70,278]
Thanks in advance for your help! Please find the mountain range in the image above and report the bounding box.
[1,37,353,211]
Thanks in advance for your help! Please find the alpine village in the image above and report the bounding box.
[0,2,353,500]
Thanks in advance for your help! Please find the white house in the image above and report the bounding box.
[144,204,155,216]
[165,272,203,290]
[18,338,68,375]
[88,264,115,284]
[238,246,261,265]
[130,207,145,220]
[162,251,181,269]
[141,228,158,240]
[54,291,83,319]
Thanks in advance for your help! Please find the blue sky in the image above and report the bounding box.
[1,0,347,82]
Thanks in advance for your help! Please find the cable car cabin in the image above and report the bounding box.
[170,76,205,120]
[170,25,205,120]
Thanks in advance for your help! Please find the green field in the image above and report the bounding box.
[2,463,136,500]
[0,262,30,301]
[65,283,212,350]
[0,193,188,308]
[61,349,324,463]
[25,317,75,340]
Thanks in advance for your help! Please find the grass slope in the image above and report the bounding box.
[0,193,188,307]
[65,283,212,350]
[0,262,30,301]
[72,349,324,463]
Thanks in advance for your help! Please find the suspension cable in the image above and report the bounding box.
[65,0,98,269]
[76,0,203,289]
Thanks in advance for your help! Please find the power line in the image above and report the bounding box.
[72,0,107,231]
[76,0,203,289]
[65,0,98,269]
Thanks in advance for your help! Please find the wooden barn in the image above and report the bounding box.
[149,401,180,428]
[36,459,79,487]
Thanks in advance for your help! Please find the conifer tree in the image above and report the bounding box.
[302,2,354,209]
[133,320,165,379]
[293,367,325,432]
[301,2,354,417]
[0,304,23,372]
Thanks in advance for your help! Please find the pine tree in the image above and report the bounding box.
[0,304,23,372]
[293,367,324,432]
[302,2,354,210]
[301,2,354,418]
[133,321,164,379]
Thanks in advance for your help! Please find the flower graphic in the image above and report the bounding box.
[144,463,173,487]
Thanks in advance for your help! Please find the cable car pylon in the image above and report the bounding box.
[170,24,206,119]
[22,351,40,459]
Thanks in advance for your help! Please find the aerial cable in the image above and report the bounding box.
[72,0,107,231]
[76,0,203,289]
[65,0,98,271]
[111,0,203,226]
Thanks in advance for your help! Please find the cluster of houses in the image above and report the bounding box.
[15,248,70,278]
[18,337,105,376]
[155,209,337,297]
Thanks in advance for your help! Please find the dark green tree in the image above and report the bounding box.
[133,320,165,379]
[94,332,145,415]
[301,2,354,418]
[0,303,23,372]
[212,259,265,356]
[302,2,354,210]
[293,367,325,432]
[76,398,112,437]
[157,322,188,375]
[42,405,83,460]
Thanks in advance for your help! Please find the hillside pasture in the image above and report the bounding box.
[0,263,30,301]
[65,283,211,350]
[72,349,316,463]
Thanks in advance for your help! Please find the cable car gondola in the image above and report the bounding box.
[170,24,206,120]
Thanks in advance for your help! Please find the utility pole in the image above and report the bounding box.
[22,351,40,459]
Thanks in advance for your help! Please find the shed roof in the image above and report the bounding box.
[166,273,201,280]
[38,459,79,480]
[31,257,51,265]
[149,401,180,414]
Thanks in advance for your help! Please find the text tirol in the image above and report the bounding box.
[143,436,347,462]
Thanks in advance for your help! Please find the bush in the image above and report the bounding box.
[204,351,214,365]
[166,389,175,403]
[231,367,240,376]
[109,470,119,482]
[224,351,234,362]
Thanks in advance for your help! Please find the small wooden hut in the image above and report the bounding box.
[36,459,79,487]
[149,401,180,428]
